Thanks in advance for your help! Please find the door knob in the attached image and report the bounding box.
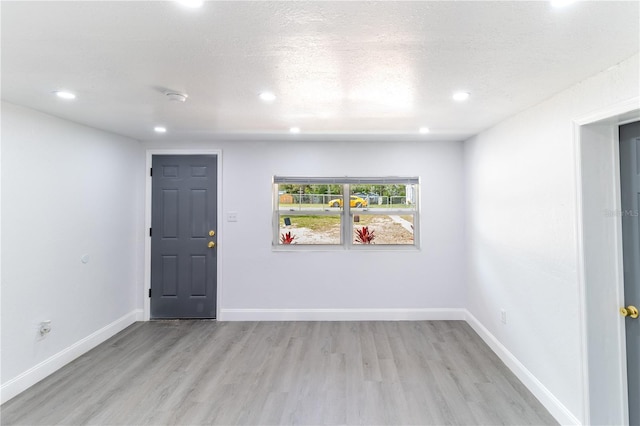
[209,230,215,237]
[620,305,639,319]
[208,241,215,248]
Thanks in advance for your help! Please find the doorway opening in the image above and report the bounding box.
[575,99,639,425]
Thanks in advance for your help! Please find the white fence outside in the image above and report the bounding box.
[280,193,410,208]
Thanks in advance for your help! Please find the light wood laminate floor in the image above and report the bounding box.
[1,321,557,425]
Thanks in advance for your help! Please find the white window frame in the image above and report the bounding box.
[273,176,420,250]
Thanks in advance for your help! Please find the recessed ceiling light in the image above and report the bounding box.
[259,92,276,102]
[54,90,76,100]
[550,0,576,8]
[419,127,430,134]
[176,0,204,8]
[453,91,470,102]
[289,127,301,134]
[154,126,167,133]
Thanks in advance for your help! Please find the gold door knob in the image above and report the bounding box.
[208,241,215,248]
[209,230,215,237]
[621,305,639,319]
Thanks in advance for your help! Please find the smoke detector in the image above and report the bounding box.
[165,91,188,102]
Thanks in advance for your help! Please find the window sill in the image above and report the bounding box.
[272,244,420,252]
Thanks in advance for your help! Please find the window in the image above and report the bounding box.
[273,177,419,248]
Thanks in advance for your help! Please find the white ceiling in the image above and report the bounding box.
[2,1,638,142]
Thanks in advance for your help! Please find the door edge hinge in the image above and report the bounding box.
[148,288,152,298]
[150,168,153,176]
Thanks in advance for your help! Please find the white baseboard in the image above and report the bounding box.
[134,309,145,321]
[464,311,581,426]
[219,308,466,321]
[1,309,142,404]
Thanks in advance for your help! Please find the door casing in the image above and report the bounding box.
[144,149,223,321]
[574,98,640,425]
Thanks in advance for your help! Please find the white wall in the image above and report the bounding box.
[142,140,467,318]
[1,102,145,401]
[464,53,639,424]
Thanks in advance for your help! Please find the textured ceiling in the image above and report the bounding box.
[1,1,638,142]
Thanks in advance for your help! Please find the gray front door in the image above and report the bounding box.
[619,121,640,425]
[151,155,217,319]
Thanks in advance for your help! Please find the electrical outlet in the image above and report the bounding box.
[39,320,52,336]
[500,310,507,325]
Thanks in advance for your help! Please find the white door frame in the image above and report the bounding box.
[144,149,223,321]
[574,97,639,425]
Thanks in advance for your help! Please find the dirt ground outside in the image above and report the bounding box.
[280,215,413,245]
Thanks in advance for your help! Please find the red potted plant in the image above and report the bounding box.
[355,226,376,244]
[280,232,296,244]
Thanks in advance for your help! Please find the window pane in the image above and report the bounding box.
[352,214,414,245]
[274,179,419,248]
[351,184,417,210]
[279,215,341,245]
[278,184,343,211]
